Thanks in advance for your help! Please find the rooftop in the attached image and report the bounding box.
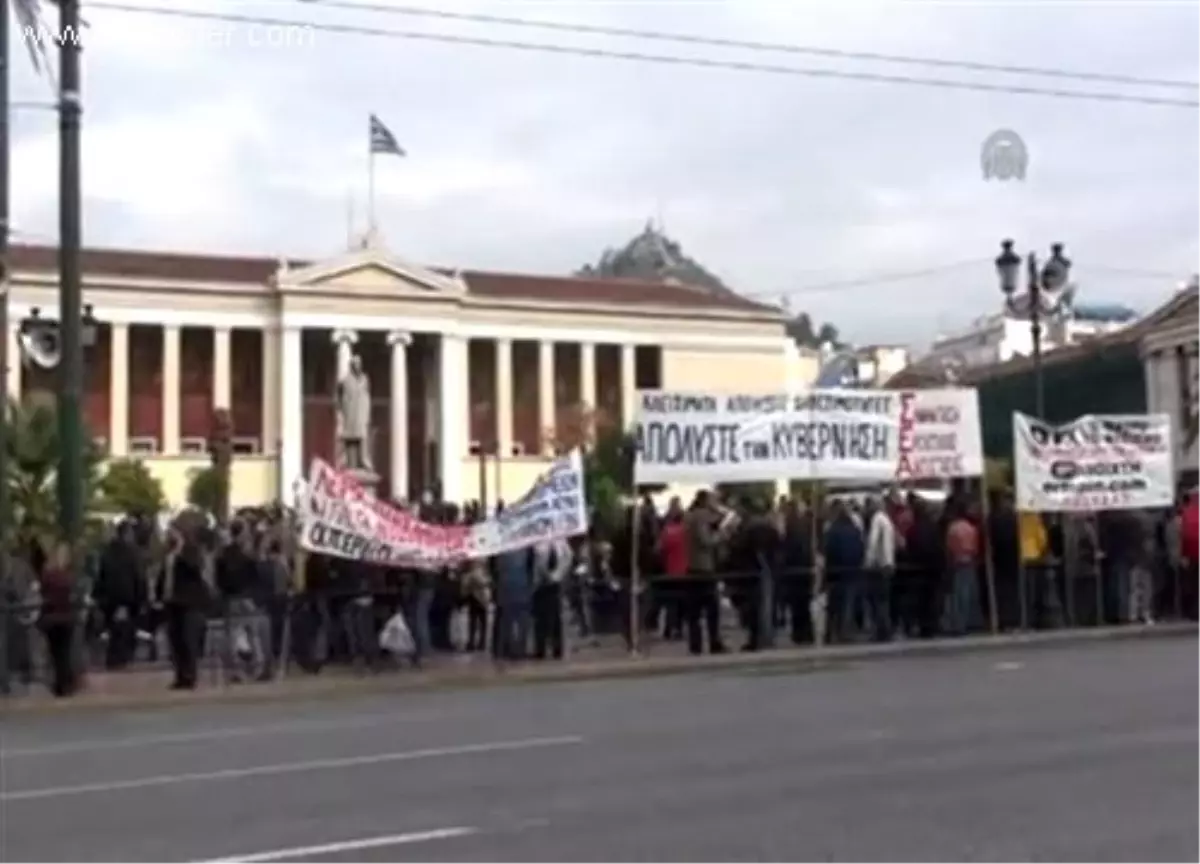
[8,242,780,317]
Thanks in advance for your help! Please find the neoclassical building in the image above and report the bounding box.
[8,233,812,508]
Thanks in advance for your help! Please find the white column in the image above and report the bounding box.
[388,331,411,502]
[538,340,555,454]
[280,326,304,503]
[332,328,358,379]
[213,326,232,410]
[579,341,597,412]
[620,343,636,431]
[261,326,280,454]
[109,323,129,457]
[6,323,21,402]
[162,325,181,455]
[439,334,468,502]
[494,338,513,458]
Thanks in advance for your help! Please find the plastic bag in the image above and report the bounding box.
[379,611,416,656]
[233,625,253,659]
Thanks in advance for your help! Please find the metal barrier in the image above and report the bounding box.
[1,556,1191,699]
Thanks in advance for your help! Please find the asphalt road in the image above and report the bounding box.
[1,635,1196,862]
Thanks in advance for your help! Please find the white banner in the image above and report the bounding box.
[1013,412,1175,512]
[297,450,589,567]
[633,388,983,484]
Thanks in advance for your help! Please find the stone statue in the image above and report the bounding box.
[335,354,374,472]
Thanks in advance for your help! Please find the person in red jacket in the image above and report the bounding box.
[656,498,689,640]
[1180,491,1198,620]
[39,542,79,697]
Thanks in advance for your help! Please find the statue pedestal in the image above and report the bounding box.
[341,466,380,497]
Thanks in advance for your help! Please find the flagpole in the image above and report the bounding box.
[367,141,376,237]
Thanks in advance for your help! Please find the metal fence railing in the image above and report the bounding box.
[2,556,1193,698]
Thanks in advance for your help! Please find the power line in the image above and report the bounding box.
[85,3,1200,109]
[284,0,1200,92]
[746,258,990,298]
[744,258,1191,301]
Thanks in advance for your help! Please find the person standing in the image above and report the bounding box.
[157,530,210,690]
[863,497,897,642]
[39,543,78,698]
[532,536,571,660]
[95,520,144,670]
[683,491,726,655]
[494,545,533,660]
[944,504,982,636]
[656,499,689,641]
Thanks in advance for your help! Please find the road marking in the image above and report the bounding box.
[196,827,477,862]
[1,708,452,759]
[993,661,1024,672]
[0,735,584,802]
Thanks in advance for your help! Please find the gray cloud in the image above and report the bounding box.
[10,0,1198,347]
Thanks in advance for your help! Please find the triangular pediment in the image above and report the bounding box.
[276,238,464,296]
[1143,286,1198,331]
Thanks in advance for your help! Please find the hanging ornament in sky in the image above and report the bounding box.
[980,129,1029,181]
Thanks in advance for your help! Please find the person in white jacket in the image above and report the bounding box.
[863,499,897,642]
[531,537,572,659]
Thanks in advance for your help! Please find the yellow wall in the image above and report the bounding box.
[457,455,560,509]
[139,456,278,511]
[662,346,788,391]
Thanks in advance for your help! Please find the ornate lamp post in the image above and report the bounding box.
[995,240,1073,418]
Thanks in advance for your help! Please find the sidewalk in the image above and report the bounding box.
[3,622,1194,715]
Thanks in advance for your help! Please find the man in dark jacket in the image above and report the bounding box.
[215,522,268,680]
[683,491,726,655]
[824,500,865,643]
[95,520,145,669]
[156,530,210,690]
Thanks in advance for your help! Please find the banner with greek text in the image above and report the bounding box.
[633,388,983,484]
[1013,412,1175,512]
[297,450,589,567]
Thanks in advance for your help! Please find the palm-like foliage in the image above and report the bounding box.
[3,397,105,550]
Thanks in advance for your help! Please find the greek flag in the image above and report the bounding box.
[369,115,404,157]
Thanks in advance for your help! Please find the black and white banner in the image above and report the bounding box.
[1013,412,1175,512]
[633,388,983,484]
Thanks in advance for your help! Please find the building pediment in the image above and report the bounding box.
[1140,285,1198,355]
[275,237,465,298]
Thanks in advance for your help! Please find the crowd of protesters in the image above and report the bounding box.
[2,484,1197,700]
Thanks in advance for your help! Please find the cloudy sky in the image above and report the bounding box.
[9,0,1198,347]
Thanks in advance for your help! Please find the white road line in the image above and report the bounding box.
[1,735,584,802]
[196,827,477,862]
[1,708,447,759]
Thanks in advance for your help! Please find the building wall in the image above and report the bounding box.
[9,247,791,510]
[661,345,789,391]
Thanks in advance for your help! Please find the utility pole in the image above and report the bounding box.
[57,0,84,554]
[0,0,11,695]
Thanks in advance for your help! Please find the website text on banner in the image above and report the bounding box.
[1013,412,1175,512]
[298,450,589,567]
[633,389,983,484]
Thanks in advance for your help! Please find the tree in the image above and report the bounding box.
[186,465,228,516]
[786,312,844,350]
[99,457,166,517]
[3,398,105,550]
[541,402,663,538]
[816,323,841,347]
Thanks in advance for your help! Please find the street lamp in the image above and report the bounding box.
[18,304,97,367]
[995,239,1074,419]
